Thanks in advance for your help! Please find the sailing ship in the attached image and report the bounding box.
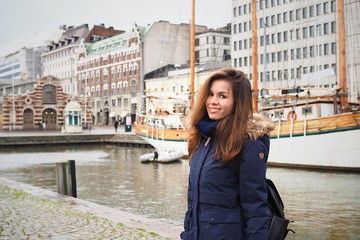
[135,0,360,171]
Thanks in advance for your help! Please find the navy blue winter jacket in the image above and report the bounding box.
[181,113,274,240]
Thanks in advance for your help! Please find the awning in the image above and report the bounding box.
[109,111,116,117]
[120,111,128,117]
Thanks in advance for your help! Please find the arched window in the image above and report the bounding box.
[131,80,137,93]
[42,84,56,104]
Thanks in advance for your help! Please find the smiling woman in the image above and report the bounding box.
[182,67,275,240]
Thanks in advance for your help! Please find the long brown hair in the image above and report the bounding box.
[188,67,253,162]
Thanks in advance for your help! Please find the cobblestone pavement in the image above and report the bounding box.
[0,178,181,240]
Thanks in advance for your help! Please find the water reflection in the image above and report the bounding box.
[0,144,359,239]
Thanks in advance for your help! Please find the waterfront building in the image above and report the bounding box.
[195,25,231,64]
[142,21,208,75]
[42,24,124,98]
[0,29,64,82]
[231,0,360,103]
[77,24,144,125]
[1,75,90,130]
[143,24,231,114]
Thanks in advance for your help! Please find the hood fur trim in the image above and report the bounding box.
[247,113,275,140]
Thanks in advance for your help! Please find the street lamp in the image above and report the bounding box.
[10,54,16,131]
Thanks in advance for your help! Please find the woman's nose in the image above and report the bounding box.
[209,96,218,104]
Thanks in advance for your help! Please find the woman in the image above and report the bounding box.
[181,68,274,240]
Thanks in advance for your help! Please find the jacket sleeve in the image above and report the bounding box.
[239,138,270,240]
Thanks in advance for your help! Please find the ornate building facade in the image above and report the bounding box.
[2,76,90,130]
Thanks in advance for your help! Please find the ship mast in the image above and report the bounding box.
[338,0,348,112]
[190,0,195,110]
[251,0,258,112]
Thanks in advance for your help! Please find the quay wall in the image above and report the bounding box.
[0,133,152,148]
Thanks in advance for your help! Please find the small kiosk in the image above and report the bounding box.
[62,101,82,133]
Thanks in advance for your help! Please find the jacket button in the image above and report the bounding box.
[210,218,215,222]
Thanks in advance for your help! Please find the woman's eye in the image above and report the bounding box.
[220,95,227,99]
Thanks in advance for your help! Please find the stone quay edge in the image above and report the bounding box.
[0,177,182,239]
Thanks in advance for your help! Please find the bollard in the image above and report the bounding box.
[55,160,77,198]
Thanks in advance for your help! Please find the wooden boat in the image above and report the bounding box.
[264,102,360,170]
[140,149,184,163]
[135,0,360,171]
[135,114,188,155]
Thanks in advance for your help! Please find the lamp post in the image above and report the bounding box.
[10,54,15,131]
[83,71,87,127]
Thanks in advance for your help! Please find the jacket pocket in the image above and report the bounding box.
[199,210,242,240]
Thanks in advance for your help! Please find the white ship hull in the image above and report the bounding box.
[269,128,360,170]
[138,136,188,156]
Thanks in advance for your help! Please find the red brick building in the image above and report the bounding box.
[2,76,91,130]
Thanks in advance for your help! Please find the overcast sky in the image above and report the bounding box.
[0,0,232,48]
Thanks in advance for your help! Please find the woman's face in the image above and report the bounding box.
[206,79,234,120]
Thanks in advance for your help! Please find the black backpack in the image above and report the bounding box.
[267,179,294,240]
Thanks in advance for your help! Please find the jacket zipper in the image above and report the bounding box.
[204,137,211,146]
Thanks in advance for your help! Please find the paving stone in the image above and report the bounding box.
[0,184,174,239]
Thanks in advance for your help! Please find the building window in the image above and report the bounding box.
[303,7,308,18]
[272,52,276,62]
[42,84,56,104]
[131,80,136,93]
[310,25,315,37]
[284,50,288,61]
[324,2,329,14]
[310,5,315,17]
[290,10,294,21]
[283,31,288,42]
[283,12,288,23]
[303,47,308,58]
[310,46,315,57]
[324,23,329,34]
[296,48,301,59]
[324,43,330,55]
[316,4,322,15]
[331,42,336,54]
[296,9,301,20]
[331,0,336,12]
[331,21,336,33]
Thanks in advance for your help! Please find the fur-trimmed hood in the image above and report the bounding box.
[247,113,275,140]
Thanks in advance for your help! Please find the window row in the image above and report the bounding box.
[233,23,336,51]
[233,0,336,17]
[258,63,336,81]
[233,43,337,67]
[93,98,129,109]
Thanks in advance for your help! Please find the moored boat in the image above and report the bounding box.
[134,114,188,155]
[140,149,184,163]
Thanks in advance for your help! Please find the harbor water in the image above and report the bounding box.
[0,144,359,240]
